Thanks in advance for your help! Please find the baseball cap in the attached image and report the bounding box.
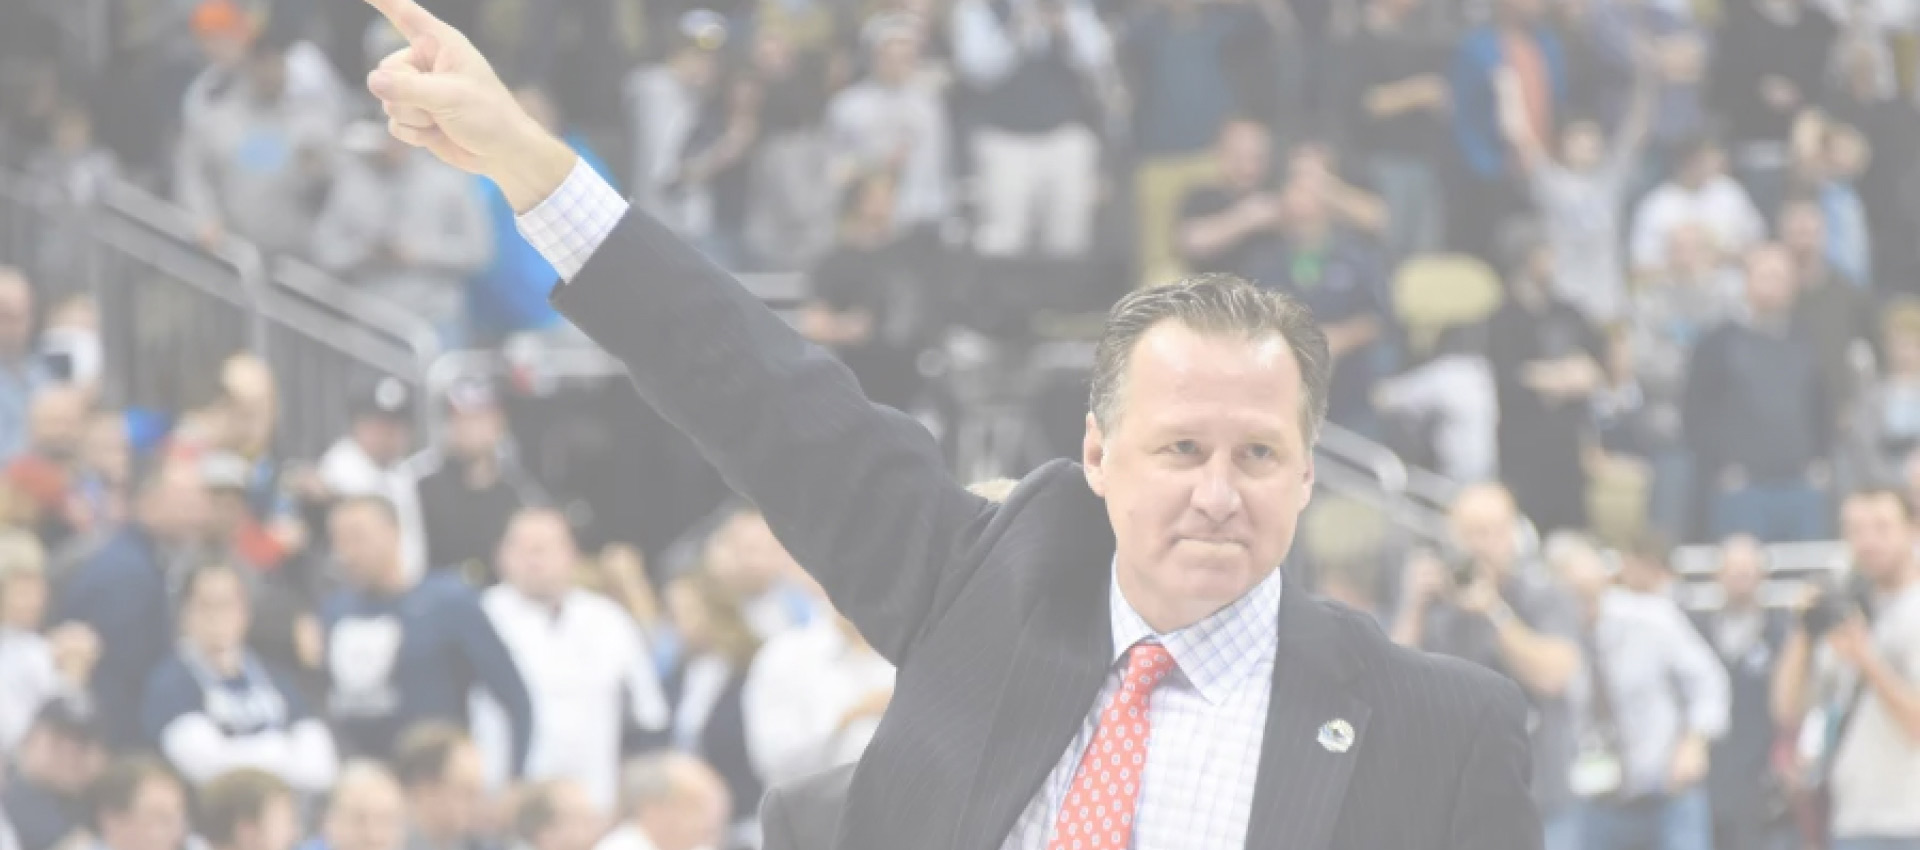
[350,377,414,423]
[444,376,499,414]
[678,10,729,52]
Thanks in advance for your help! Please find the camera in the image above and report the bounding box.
[1802,581,1871,639]
[1450,555,1480,589]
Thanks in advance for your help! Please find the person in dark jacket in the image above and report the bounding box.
[416,378,544,584]
[320,496,533,774]
[50,460,214,749]
[1684,244,1834,543]
[1,699,103,850]
[657,571,762,831]
[1689,536,1795,850]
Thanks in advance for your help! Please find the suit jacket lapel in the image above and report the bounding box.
[1243,590,1374,850]
[953,481,1115,850]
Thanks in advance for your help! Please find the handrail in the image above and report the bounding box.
[1317,422,1409,494]
[271,256,443,368]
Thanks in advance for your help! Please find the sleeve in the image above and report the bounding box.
[1062,0,1115,73]
[515,158,629,283]
[279,720,341,794]
[542,165,996,665]
[950,0,1023,87]
[171,117,222,227]
[1662,605,1732,739]
[138,661,202,746]
[1443,676,1539,850]
[456,596,534,776]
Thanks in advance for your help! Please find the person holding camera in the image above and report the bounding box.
[1393,482,1586,849]
[1771,488,1920,850]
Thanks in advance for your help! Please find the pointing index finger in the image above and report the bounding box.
[365,0,445,42]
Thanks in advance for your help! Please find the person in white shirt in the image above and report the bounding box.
[1630,138,1767,277]
[477,509,669,813]
[594,754,728,850]
[825,14,952,233]
[317,377,426,581]
[742,612,895,787]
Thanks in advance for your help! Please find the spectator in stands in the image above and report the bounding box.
[1847,300,1920,489]
[82,758,187,850]
[1394,483,1583,848]
[182,0,346,126]
[312,122,493,346]
[1825,43,1920,296]
[626,12,726,247]
[317,378,425,581]
[1772,488,1920,850]
[1785,118,1871,288]
[1684,244,1834,543]
[1121,0,1277,285]
[742,603,894,788]
[417,378,543,584]
[800,174,934,413]
[699,507,819,640]
[1629,137,1767,279]
[1627,223,1747,542]
[593,753,729,850]
[479,509,668,814]
[7,386,89,550]
[1707,0,1836,216]
[1500,40,1653,328]
[394,725,500,850]
[951,0,1112,260]
[1,699,104,850]
[315,763,406,850]
[1259,181,1388,433]
[1339,0,1450,259]
[1449,0,1564,262]
[742,29,838,275]
[70,410,132,540]
[1175,119,1284,283]
[216,354,284,518]
[140,564,337,794]
[20,96,117,291]
[198,770,302,850]
[511,781,603,850]
[1487,224,1606,534]
[825,14,952,237]
[0,531,93,758]
[52,460,214,749]
[1691,536,1795,850]
[320,496,532,773]
[201,452,295,574]
[173,21,344,255]
[1781,194,1870,413]
[1550,533,1727,850]
[659,571,762,832]
[0,269,46,464]
[1371,323,1498,483]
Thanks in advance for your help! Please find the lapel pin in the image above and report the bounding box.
[1317,719,1355,754]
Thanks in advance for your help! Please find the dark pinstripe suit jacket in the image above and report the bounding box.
[550,208,1542,850]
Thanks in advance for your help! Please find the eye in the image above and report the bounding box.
[1165,440,1200,455]
[1245,444,1275,461]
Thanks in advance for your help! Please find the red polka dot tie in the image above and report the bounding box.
[1046,641,1178,850]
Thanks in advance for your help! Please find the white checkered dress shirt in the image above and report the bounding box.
[516,159,1284,850]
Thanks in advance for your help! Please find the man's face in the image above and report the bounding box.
[144,465,214,545]
[327,780,406,850]
[2,571,45,630]
[1744,247,1798,314]
[1718,537,1765,604]
[0,277,33,356]
[534,784,604,850]
[500,513,578,602]
[1680,146,1725,188]
[1842,495,1914,585]
[446,408,503,460]
[428,744,488,837]
[872,34,921,84]
[83,415,130,482]
[640,784,727,850]
[354,418,414,467]
[29,389,86,460]
[1554,546,1612,601]
[1780,204,1825,257]
[1449,487,1518,574]
[183,570,250,656]
[245,50,288,101]
[103,778,187,850]
[1218,123,1271,192]
[708,513,798,596]
[1559,121,1606,171]
[328,504,401,588]
[238,794,300,850]
[1082,323,1314,629]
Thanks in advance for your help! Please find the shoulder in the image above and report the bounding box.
[418,573,483,607]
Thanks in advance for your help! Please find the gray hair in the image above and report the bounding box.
[1089,273,1332,447]
[619,752,723,816]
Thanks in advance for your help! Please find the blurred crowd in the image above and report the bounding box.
[1,0,1920,848]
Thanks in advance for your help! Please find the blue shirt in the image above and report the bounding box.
[467,134,617,339]
[322,572,533,772]
[141,648,311,744]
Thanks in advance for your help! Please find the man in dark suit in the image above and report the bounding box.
[360,2,1541,848]
[761,764,855,850]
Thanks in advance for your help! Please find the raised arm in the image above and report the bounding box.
[361,0,992,663]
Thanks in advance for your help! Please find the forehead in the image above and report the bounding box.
[1116,323,1302,434]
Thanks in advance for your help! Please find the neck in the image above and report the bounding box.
[200,644,245,676]
[1873,560,1916,596]
[374,565,413,596]
[461,452,499,487]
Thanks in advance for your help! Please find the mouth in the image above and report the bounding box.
[1176,537,1247,550]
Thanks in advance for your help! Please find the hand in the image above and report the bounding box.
[47,622,101,683]
[363,0,576,211]
[1408,75,1451,110]
[1826,615,1875,669]
[1456,576,1503,617]
[197,221,227,252]
[282,462,331,502]
[1668,733,1709,790]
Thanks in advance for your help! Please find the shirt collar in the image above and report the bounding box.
[1108,561,1283,705]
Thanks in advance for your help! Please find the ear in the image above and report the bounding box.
[1300,451,1316,505]
[1082,412,1108,498]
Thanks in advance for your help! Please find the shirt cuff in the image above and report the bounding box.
[514,157,629,283]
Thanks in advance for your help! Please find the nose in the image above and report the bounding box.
[1190,456,1243,524]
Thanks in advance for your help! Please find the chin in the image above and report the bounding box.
[1165,545,1260,596]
